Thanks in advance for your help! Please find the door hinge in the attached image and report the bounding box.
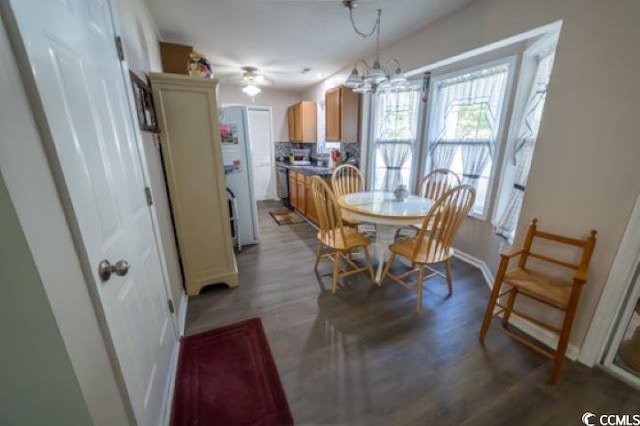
[167,299,175,314]
[115,36,125,61]
[144,186,153,206]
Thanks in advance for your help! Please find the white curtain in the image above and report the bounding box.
[429,65,509,192]
[378,141,413,192]
[373,88,421,191]
[461,143,491,185]
[431,143,457,169]
[496,52,555,239]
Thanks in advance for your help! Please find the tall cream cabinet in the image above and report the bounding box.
[149,73,238,295]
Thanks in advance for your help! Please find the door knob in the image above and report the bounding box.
[98,259,130,281]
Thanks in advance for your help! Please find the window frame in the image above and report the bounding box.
[492,35,558,241]
[418,55,518,221]
[366,84,425,192]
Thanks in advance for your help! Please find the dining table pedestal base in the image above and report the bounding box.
[372,224,397,285]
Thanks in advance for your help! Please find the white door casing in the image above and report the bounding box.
[6,0,175,424]
[247,106,276,201]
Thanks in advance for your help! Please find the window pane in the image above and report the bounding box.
[426,63,510,216]
[371,88,421,191]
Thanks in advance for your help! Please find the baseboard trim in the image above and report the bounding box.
[178,292,188,337]
[453,248,581,362]
[163,337,181,426]
[163,292,187,425]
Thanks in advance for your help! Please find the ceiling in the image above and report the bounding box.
[146,0,474,90]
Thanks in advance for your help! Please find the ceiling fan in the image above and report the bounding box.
[217,66,274,97]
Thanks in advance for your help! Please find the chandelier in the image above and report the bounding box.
[343,0,408,93]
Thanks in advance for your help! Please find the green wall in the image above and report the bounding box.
[0,172,93,425]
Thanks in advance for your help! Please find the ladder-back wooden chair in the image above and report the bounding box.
[395,168,462,240]
[310,176,375,294]
[479,218,597,383]
[382,185,476,314]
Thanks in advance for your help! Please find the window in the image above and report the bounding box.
[495,50,555,239]
[425,62,512,217]
[370,87,422,191]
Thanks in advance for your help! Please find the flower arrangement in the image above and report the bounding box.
[329,148,342,168]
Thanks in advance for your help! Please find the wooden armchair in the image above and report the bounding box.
[310,176,375,294]
[382,185,476,314]
[479,218,597,383]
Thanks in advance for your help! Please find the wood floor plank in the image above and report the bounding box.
[186,201,640,425]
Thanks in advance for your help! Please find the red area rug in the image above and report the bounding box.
[172,318,294,425]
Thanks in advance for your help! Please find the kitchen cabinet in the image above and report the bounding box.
[289,171,298,209]
[149,73,238,295]
[296,178,306,213]
[305,177,318,224]
[325,86,360,143]
[285,169,330,225]
[287,101,317,143]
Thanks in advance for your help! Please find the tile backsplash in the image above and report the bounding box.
[273,141,361,165]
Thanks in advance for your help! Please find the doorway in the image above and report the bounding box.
[602,262,640,388]
[247,106,276,201]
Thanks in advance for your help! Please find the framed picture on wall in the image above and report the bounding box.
[129,71,159,132]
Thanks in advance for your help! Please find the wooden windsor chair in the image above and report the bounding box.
[310,176,375,294]
[395,168,462,240]
[331,164,374,234]
[382,184,476,314]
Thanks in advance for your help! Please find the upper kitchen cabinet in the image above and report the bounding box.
[287,101,317,143]
[325,86,360,143]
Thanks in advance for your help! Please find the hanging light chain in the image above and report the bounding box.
[348,5,381,38]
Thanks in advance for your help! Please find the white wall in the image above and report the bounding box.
[113,0,185,320]
[217,84,304,142]
[304,0,640,350]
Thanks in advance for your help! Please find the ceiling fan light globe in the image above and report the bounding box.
[242,84,261,97]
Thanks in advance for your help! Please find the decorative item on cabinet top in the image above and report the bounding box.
[188,51,214,78]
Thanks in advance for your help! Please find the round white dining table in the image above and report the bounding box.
[338,191,434,284]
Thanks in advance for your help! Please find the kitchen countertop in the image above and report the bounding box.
[275,161,334,176]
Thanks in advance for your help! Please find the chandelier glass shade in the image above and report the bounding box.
[343,6,408,93]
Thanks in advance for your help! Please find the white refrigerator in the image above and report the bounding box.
[219,106,259,247]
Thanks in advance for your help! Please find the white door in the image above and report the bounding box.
[7,0,175,424]
[247,107,276,201]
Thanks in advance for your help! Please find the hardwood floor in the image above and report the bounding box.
[186,201,640,425]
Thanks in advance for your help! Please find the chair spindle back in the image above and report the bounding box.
[310,176,347,243]
[419,169,461,201]
[331,164,364,198]
[414,184,476,261]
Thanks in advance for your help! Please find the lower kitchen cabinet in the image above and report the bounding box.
[305,177,318,224]
[285,169,328,225]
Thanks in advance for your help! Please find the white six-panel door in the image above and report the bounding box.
[7,0,175,424]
